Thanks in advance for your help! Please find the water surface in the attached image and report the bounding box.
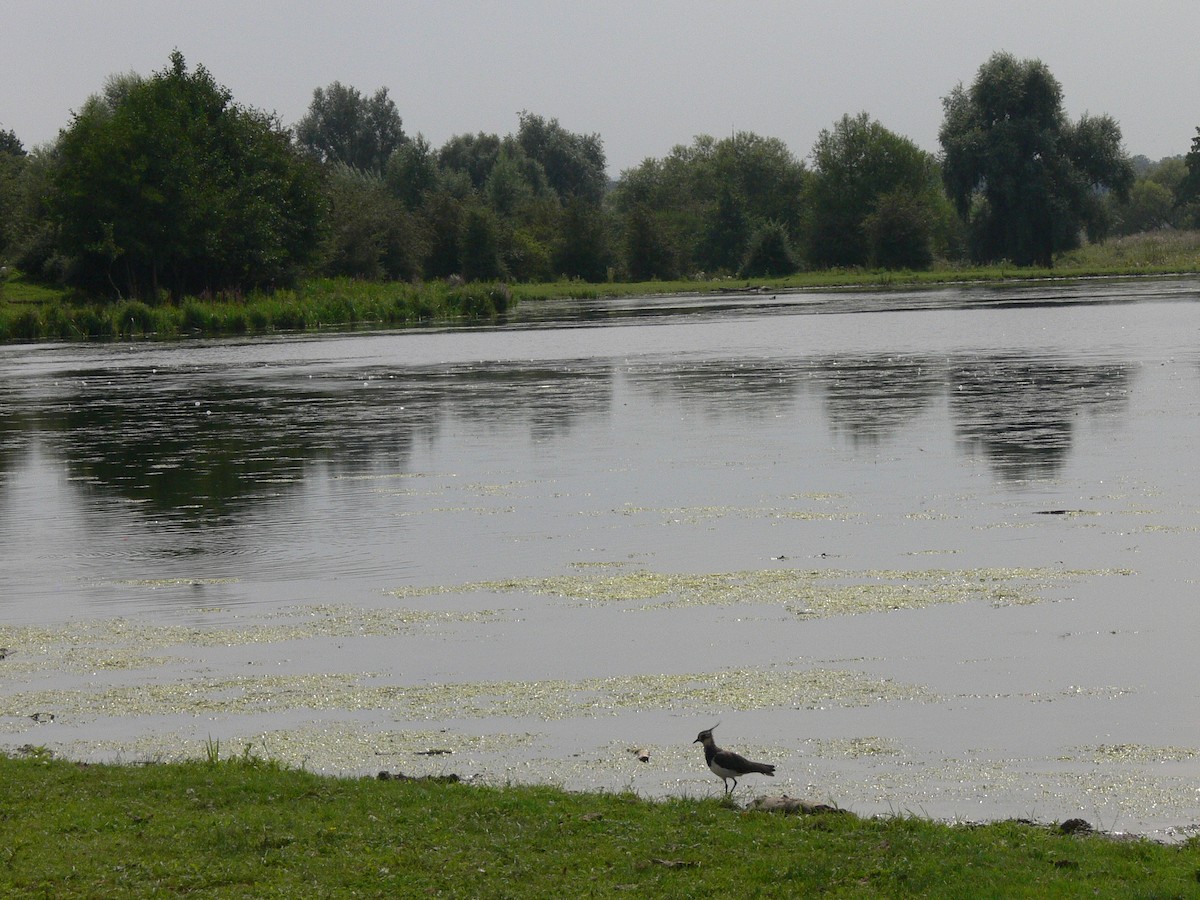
[2,277,1199,838]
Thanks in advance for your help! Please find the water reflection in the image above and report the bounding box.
[948,356,1133,482]
[0,361,617,526]
[624,352,1133,480]
[434,363,614,441]
[0,349,1140,525]
[810,355,942,446]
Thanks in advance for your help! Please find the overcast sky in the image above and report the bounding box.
[4,1,1197,174]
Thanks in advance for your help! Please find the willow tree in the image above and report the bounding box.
[939,52,1133,267]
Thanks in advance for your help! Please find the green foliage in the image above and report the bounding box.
[1174,128,1200,225]
[0,129,26,260]
[1112,178,1176,234]
[553,197,613,281]
[863,188,935,269]
[438,131,503,190]
[458,204,505,281]
[740,220,798,277]
[4,147,61,278]
[515,110,607,205]
[295,82,405,172]
[501,226,554,283]
[807,113,943,268]
[49,52,323,301]
[445,282,511,317]
[939,53,1134,267]
[115,300,156,336]
[612,132,807,278]
[384,135,441,210]
[320,164,424,280]
[0,126,24,157]
[621,204,680,281]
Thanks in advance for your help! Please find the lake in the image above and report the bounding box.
[2,276,1199,839]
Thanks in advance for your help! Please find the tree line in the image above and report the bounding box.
[1,50,1199,303]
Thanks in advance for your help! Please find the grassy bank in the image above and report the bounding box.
[2,230,1200,343]
[1,753,1196,897]
[0,277,514,343]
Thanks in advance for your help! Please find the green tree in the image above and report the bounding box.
[553,197,612,281]
[0,128,27,261]
[385,134,441,210]
[862,188,934,269]
[438,132,503,190]
[1112,178,1175,234]
[484,147,540,219]
[1176,129,1200,211]
[50,52,323,300]
[610,132,806,277]
[807,112,942,268]
[515,111,607,205]
[295,82,405,173]
[621,203,679,281]
[939,52,1133,266]
[458,204,504,281]
[319,165,424,280]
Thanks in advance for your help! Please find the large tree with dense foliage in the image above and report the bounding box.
[50,52,323,300]
[611,132,806,277]
[295,82,405,173]
[319,164,424,281]
[515,111,607,205]
[807,112,951,269]
[939,52,1133,267]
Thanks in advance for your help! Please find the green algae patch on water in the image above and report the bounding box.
[1075,743,1200,764]
[0,604,502,674]
[614,503,854,524]
[0,665,936,725]
[389,566,1130,615]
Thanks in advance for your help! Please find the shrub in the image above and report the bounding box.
[445,282,510,318]
[116,300,157,336]
[3,309,42,340]
[740,221,798,277]
[863,189,935,270]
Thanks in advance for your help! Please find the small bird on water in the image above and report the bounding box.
[693,725,775,795]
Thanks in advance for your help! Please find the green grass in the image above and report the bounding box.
[0,277,512,342]
[3,230,1199,343]
[1,752,1197,898]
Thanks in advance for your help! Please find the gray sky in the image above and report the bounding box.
[4,1,1197,174]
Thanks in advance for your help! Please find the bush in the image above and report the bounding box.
[445,282,510,318]
[863,189,935,270]
[2,308,41,341]
[740,221,798,277]
[181,302,216,333]
[116,300,157,336]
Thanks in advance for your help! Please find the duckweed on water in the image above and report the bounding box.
[1,666,935,723]
[389,565,1129,614]
[0,604,501,673]
[1077,744,1200,764]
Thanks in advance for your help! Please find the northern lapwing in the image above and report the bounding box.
[693,725,775,795]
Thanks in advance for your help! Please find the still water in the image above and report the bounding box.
[2,277,1199,838]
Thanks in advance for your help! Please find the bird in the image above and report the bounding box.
[693,725,775,795]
